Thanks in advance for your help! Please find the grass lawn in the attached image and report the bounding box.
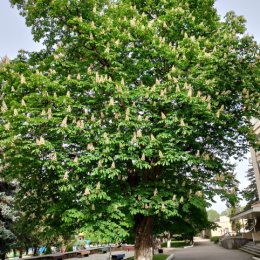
[127,254,169,260]
[153,254,170,260]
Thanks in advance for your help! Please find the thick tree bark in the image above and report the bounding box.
[134,215,154,260]
[33,246,37,256]
[166,232,171,248]
[19,248,23,258]
[1,253,6,260]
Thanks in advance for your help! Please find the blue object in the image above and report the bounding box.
[38,246,46,254]
[85,240,91,248]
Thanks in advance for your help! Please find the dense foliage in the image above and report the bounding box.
[0,0,259,259]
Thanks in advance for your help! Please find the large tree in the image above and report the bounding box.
[1,1,259,260]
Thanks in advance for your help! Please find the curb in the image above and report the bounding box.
[166,254,175,260]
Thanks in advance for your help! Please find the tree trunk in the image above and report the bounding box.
[134,215,153,260]
[33,246,37,256]
[166,232,171,248]
[19,248,23,258]
[1,253,6,260]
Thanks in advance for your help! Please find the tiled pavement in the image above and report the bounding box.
[69,251,134,260]
[20,239,253,260]
[163,238,252,260]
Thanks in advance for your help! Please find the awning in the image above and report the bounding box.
[231,204,260,220]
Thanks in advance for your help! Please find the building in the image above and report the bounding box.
[231,119,260,244]
[211,216,233,237]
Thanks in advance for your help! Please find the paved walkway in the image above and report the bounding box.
[16,240,252,260]
[69,240,252,260]
[163,238,252,260]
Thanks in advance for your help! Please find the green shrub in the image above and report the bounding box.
[210,236,220,244]
[127,255,169,260]
[66,244,73,252]
[161,241,190,248]
[45,246,52,255]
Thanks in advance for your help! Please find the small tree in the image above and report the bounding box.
[229,206,242,234]
[220,208,231,217]
[155,202,214,246]
[207,209,220,222]
[242,162,259,210]
[240,161,259,231]
[1,1,259,260]
[0,179,17,260]
[12,213,47,257]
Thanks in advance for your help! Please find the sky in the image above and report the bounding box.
[0,0,259,213]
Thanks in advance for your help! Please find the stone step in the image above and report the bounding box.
[243,243,260,247]
[240,244,260,257]
[240,247,260,257]
[241,246,260,254]
[242,244,260,250]
[243,244,260,249]
[247,243,256,246]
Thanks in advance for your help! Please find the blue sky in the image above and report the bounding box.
[0,0,259,213]
[0,0,42,58]
[215,0,260,43]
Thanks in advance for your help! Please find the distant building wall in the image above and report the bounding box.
[211,216,232,237]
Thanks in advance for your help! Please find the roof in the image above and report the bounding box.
[231,203,260,220]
